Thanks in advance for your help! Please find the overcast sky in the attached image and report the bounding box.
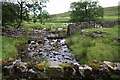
[46,0,119,14]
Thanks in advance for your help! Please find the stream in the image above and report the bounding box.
[21,30,77,63]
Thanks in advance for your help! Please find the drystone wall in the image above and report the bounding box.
[1,59,120,80]
[67,21,119,35]
[1,27,46,39]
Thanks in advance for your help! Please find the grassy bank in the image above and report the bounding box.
[66,26,120,64]
[0,36,28,59]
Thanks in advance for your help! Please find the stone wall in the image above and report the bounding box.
[67,21,119,35]
[2,27,46,40]
[1,59,120,80]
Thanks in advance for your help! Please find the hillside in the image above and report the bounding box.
[52,6,118,18]
[104,6,118,16]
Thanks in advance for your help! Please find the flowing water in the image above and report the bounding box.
[21,30,77,63]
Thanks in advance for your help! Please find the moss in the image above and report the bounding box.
[7,58,15,62]
[59,63,73,68]
[34,63,45,71]
[0,60,8,66]
[89,60,101,70]
[26,62,35,68]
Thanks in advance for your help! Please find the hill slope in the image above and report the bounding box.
[53,6,118,18]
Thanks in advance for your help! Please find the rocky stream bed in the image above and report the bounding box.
[20,30,77,63]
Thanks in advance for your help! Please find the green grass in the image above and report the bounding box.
[66,26,120,64]
[0,36,29,59]
[22,22,68,32]
[103,16,118,21]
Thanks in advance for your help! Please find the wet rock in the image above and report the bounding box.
[37,40,43,44]
[53,52,59,55]
[64,50,68,52]
[64,56,72,60]
[38,52,43,56]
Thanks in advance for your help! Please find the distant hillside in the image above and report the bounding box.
[52,6,118,18]
[104,6,118,16]
[51,12,71,18]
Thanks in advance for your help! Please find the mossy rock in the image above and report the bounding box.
[0,60,8,66]
[7,58,15,62]
[26,62,35,68]
[59,63,73,68]
[0,60,2,64]
[46,67,64,78]
[89,60,101,70]
[34,63,45,71]
[109,62,117,68]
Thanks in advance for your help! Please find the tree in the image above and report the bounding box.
[2,0,49,27]
[16,0,49,24]
[70,1,104,22]
[37,10,51,24]
[2,2,21,27]
[26,0,49,23]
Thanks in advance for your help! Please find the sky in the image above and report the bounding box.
[46,0,119,14]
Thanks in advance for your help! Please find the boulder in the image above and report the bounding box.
[63,65,75,77]
[57,28,63,31]
[67,23,81,35]
[81,30,88,36]
[46,61,64,78]
[34,63,45,71]
[92,30,108,38]
[103,61,120,71]
[14,61,28,73]
[79,65,92,77]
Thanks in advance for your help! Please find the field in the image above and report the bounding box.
[66,26,120,64]
[22,22,68,32]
